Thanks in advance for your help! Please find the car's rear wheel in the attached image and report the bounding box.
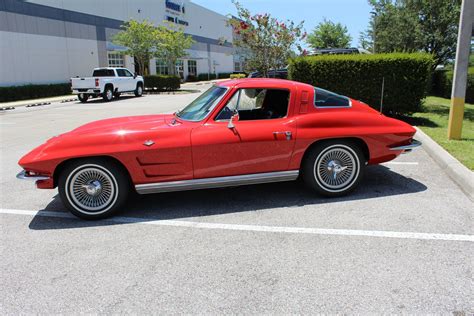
[103,86,113,102]
[302,140,365,197]
[58,159,130,220]
[78,93,89,103]
[134,83,143,97]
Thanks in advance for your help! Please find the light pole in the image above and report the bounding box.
[447,0,473,139]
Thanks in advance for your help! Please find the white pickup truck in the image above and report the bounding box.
[71,67,144,102]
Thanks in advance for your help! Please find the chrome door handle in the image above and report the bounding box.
[273,131,292,140]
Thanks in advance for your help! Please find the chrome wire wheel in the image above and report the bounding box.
[65,164,118,215]
[314,145,360,192]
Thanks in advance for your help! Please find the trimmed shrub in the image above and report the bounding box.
[217,72,232,79]
[144,75,180,91]
[431,68,474,103]
[230,73,247,79]
[197,73,217,81]
[0,83,71,103]
[186,75,198,82]
[288,53,434,114]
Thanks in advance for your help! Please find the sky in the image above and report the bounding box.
[191,0,372,48]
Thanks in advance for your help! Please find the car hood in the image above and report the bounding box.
[68,114,168,135]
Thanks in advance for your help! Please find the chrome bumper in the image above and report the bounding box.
[16,170,50,181]
[389,139,422,153]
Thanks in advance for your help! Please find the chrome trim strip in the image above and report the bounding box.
[16,170,50,181]
[390,139,422,151]
[135,170,300,195]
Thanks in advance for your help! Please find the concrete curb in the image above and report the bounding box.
[415,127,474,201]
[0,95,76,108]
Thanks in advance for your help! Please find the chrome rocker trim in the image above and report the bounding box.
[16,170,50,181]
[135,170,300,195]
[389,139,422,153]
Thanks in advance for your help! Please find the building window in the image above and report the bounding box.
[107,52,124,67]
[176,60,184,79]
[156,59,169,75]
[188,60,197,76]
[234,61,241,72]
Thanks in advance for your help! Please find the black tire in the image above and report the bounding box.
[134,83,143,97]
[58,158,130,220]
[302,140,365,197]
[113,91,121,99]
[103,86,113,102]
[78,94,89,103]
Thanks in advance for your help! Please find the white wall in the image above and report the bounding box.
[0,31,99,86]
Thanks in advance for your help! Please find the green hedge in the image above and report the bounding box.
[197,73,217,81]
[144,75,180,91]
[289,53,434,114]
[217,73,232,79]
[0,83,71,103]
[431,68,474,103]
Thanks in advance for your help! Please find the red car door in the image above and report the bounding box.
[191,88,297,179]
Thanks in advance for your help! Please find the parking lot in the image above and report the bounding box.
[1,84,473,313]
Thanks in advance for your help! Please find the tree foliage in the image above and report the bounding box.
[112,19,157,75]
[154,23,195,76]
[112,19,194,75]
[228,0,306,77]
[307,19,352,49]
[360,0,461,68]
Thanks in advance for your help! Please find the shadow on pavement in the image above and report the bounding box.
[28,165,427,230]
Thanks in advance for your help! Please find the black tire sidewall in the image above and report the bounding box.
[134,83,143,97]
[58,159,129,220]
[302,140,365,197]
[103,87,113,102]
[78,94,89,103]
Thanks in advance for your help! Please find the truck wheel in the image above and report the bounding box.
[134,83,143,97]
[114,92,121,99]
[103,86,113,102]
[302,140,365,197]
[78,94,89,103]
[58,158,130,220]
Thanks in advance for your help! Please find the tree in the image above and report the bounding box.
[307,19,352,49]
[228,0,306,77]
[154,23,195,76]
[361,0,461,68]
[112,19,157,75]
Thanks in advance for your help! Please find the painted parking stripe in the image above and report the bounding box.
[384,161,419,165]
[1,208,473,242]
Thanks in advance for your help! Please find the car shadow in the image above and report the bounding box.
[77,95,138,104]
[28,165,427,230]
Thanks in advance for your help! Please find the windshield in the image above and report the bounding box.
[176,86,228,121]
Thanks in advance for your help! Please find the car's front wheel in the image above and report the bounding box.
[134,83,143,97]
[58,159,130,220]
[302,140,365,197]
[78,93,89,103]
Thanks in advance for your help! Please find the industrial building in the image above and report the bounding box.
[0,0,243,86]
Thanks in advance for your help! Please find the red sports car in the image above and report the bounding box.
[17,79,421,219]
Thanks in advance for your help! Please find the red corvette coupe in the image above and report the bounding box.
[18,79,420,219]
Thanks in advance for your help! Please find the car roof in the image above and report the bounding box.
[216,78,313,89]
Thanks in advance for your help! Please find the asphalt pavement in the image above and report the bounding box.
[1,85,473,313]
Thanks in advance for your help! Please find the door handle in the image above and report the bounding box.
[273,131,292,140]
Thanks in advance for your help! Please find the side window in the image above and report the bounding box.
[314,87,350,107]
[124,69,134,77]
[116,69,126,77]
[216,88,290,121]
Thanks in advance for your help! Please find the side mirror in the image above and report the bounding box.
[227,109,239,129]
[134,72,138,79]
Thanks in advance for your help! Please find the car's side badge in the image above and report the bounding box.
[143,140,155,147]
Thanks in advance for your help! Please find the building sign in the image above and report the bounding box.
[165,0,189,26]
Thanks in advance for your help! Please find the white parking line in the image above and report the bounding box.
[384,161,419,165]
[1,208,473,242]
